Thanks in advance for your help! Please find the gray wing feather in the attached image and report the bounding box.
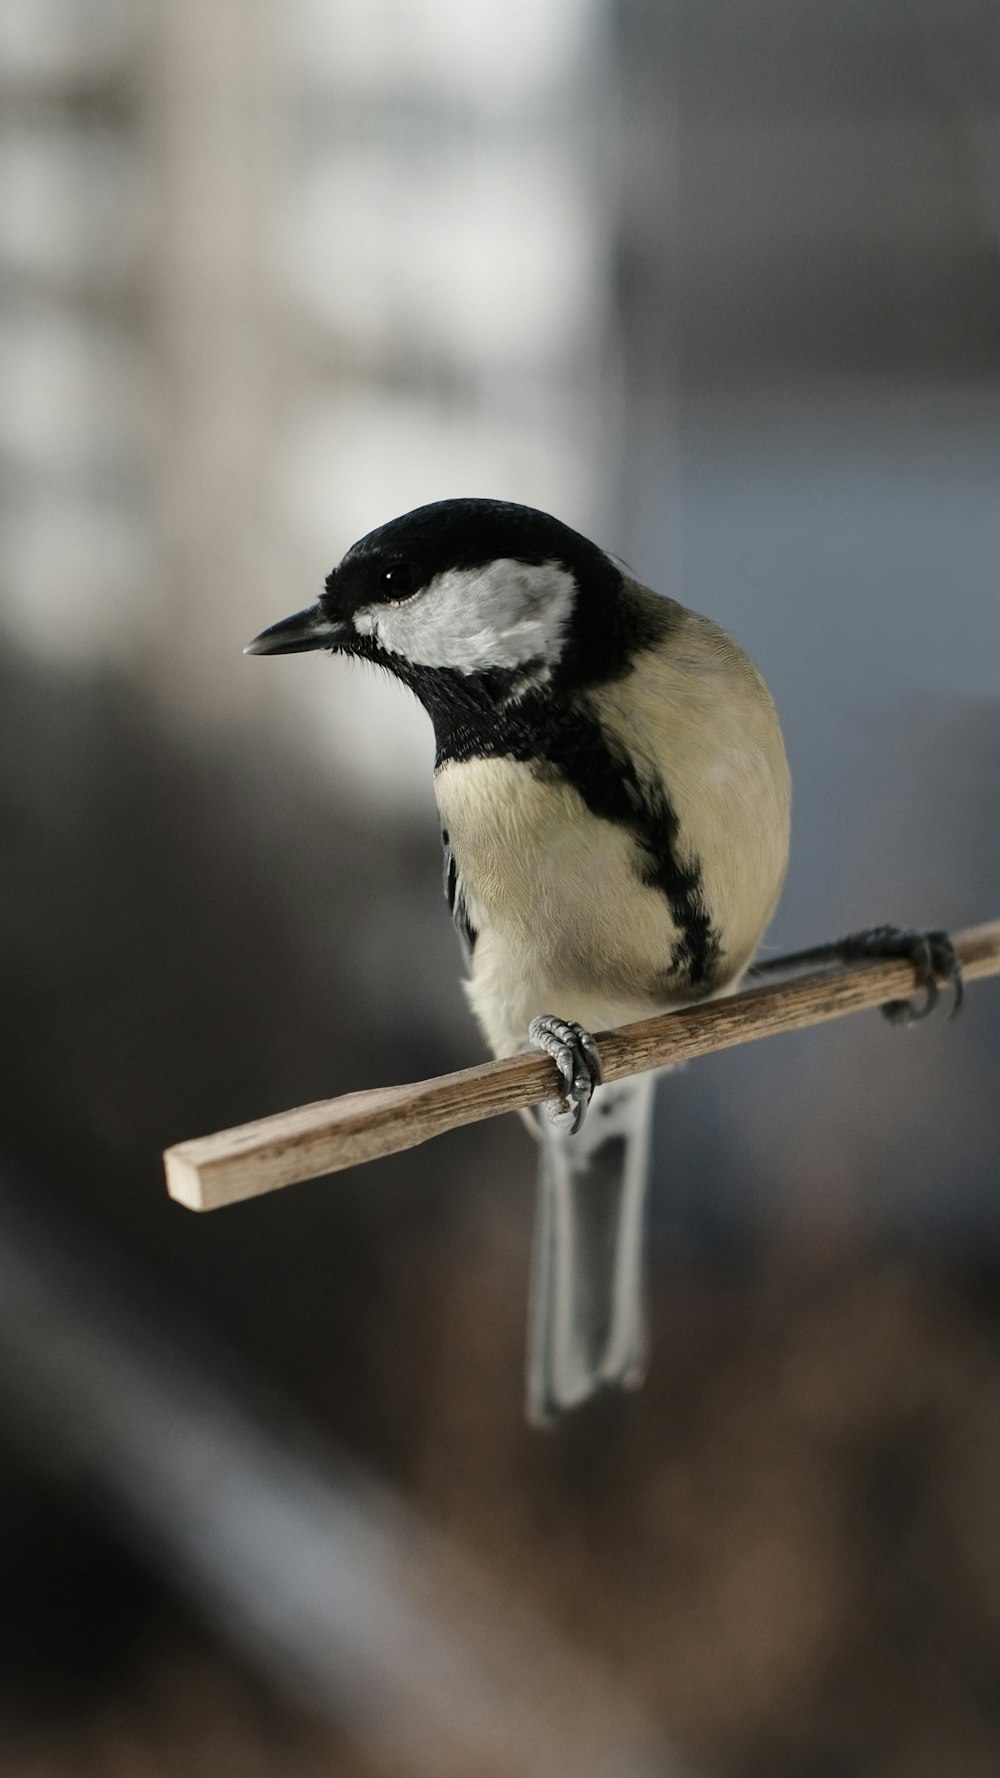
[441,832,477,958]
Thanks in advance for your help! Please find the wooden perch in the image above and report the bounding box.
[165,920,1000,1213]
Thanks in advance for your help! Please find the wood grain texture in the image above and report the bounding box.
[164,920,1000,1211]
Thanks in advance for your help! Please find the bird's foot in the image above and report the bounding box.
[752,924,964,1025]
[528,1015,604,1134]
[839,926,964,1025]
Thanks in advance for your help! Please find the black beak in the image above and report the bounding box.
[244,604,348,656]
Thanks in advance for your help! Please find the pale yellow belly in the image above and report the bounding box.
[435,755,692,1057]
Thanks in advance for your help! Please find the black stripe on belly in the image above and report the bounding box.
[435,693,720,992]
[536,713,721,990]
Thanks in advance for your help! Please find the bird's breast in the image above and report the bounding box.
[433,754,682,1002]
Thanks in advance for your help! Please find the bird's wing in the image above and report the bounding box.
[441,832,478,959]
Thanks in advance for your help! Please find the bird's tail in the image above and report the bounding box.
[526,1072,657,1425]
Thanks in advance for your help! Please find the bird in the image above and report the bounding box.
[245,497,960,1424]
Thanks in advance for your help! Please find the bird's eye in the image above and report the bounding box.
[382,561,415,600]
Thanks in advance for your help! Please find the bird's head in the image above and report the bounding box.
[245,498,624,709]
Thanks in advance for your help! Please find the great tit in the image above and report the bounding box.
[246,497,959,1424]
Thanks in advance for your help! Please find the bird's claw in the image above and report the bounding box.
[528,1015,604,1134]
[837,925,965,1025]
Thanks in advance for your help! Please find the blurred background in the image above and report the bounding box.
[1,1,998,1773]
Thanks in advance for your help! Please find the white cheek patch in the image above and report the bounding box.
[353,559,575,677]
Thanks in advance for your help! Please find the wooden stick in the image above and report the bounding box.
[165,920,1000,1212]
